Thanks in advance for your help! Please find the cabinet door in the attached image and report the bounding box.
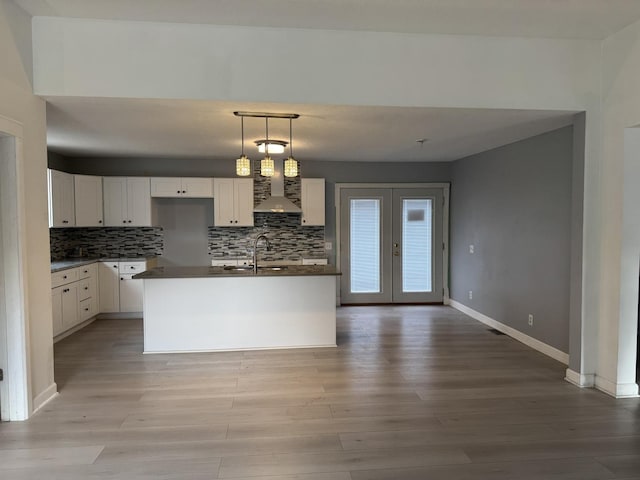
[151,177,183,198]
[234,178,254,227]
[301,178,325,226]
[99,262,120,313]
[74,175,104,227]
[61,283,79,330]
[213,178,236,226]
[48,169,76,227]
[103,177,128,226]
[120,276,143,312]
[51,286,64,336]
[182,178,214,198]
[127,177,152,226]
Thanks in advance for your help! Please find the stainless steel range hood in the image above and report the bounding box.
[253,159,302,213]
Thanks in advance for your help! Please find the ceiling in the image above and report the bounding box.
[46,98,576,162]
[25,1,607,162]
[12,0,640,40]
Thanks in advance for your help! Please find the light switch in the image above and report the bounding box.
[325,242,333,251]
[469,245,474,254]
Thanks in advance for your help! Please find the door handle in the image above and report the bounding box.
[393,251,400,256]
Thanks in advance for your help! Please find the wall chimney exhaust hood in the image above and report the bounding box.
[253,159,302,213]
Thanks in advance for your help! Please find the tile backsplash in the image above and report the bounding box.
[208,213,325,261]
[50,227,163,260]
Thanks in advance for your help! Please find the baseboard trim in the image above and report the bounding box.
[565,368,595,388]
[595,376,639,398]
[449,300,569,365]
[97,312,142,320]
[53,316,98,343]
[32,383,58,415]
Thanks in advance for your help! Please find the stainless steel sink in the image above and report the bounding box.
[223,266,253,271]
[259,266,288,271]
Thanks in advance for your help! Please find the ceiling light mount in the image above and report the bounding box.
[255,139,288,154]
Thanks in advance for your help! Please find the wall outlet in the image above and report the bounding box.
[528,314,534,326]
[468,290,473,300]
[324,242,332,251]
[469,244,474,254]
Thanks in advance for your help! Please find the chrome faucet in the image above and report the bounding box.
[253,234,271,273]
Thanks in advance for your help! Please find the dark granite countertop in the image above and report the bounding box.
[51,257,157,273]
[133,265,341,279]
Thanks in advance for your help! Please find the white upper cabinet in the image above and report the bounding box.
[301,178,325,226]
[48,169,76,227]
[213,178,254,227]
[103,177,152,226]
[74,174,104,227]
[151,177,214,198]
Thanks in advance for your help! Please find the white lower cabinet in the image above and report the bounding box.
[99,260,151,314]
[99,262,120,313]
[51,266,91,338]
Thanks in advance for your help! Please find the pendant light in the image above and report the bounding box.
[284,118,298,177]
[260,117,275,177]
[236,116,251,176]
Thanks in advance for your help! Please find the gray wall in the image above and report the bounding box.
[450,126,573,353]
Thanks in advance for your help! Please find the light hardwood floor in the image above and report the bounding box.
[1,306,639,479]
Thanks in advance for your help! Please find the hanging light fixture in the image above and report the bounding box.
[284,118,298,177]
[260,117,275,177]
[235,116,251,177]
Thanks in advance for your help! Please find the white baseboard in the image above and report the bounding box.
[32,382,58,415]
[595,376,639,398]
[565,368,595,388]
[449,299,569,365]
[97,312,142,320]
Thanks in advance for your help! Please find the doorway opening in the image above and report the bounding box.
[336,183,449,305]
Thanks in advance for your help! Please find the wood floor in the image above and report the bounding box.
[1,306,639,479]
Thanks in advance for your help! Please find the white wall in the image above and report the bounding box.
[595,19,640,396]
[0,0,55,413]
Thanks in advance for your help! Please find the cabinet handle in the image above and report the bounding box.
[177,190,180,194]
[229,220,233,223]
[182,190,186,194]
[112,265,117,268]
[84,270,88,273]
[98,220,102,224]
[84,287,88,290]
[123,220,127,224]
[128,220,132,223]
[303,219,306,223]
[234,220,238,223]
[121,277,124,280]
[63,275,67,279]
[130,266,135,270]
[63,288,69,293]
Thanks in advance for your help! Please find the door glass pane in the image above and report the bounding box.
[402,198,432,292]
[350,199,380,293]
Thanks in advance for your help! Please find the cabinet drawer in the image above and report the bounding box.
[77,278,94,301]
[79,298,94,321]
[51,269,79,288]
[119,262,146,274]
[77,263,96,280]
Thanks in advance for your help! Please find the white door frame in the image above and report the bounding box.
[335,182,450,306]
[0,114,32,421]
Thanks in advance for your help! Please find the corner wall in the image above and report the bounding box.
[450,126,573,355]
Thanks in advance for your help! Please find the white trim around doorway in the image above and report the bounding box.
[335,182,450,306]
[0,114,32,421]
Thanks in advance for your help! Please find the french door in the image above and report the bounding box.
[340,187,444,304]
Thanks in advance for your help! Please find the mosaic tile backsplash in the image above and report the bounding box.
[208,213,325,261]
[50,227,163,260]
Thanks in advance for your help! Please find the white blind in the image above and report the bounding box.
[402,198,433,292]
[350,199,380,293]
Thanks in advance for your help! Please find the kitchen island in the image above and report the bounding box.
[134,265,340,353]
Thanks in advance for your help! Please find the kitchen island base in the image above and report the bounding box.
[142,275,337,353]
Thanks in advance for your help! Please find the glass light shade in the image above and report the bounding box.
[236,155,251,176]
[260,156,275,177]
[284,157,298,177]
[257,142,286,154]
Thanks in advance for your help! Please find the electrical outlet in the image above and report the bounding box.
[528,314,534,326]
[468,290,473,300]
[469,244,474,254]
[324,242,332,251]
